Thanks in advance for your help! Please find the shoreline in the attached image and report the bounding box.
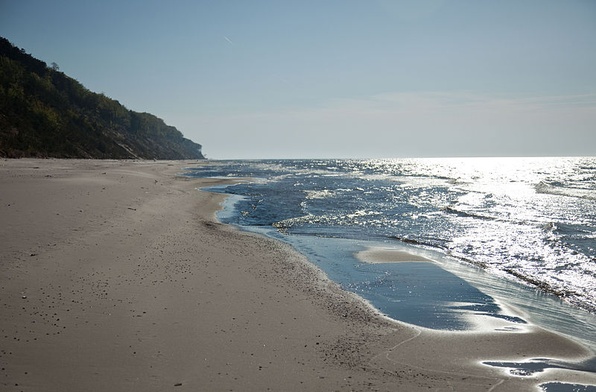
[1,159,595,391]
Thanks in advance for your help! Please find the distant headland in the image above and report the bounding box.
[0,37,204,160]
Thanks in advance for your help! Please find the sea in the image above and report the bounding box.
[185,157,596,346]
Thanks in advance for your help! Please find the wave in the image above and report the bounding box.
[503,268,596,313]
[305,189,335,200]
[442,206,498,221]
[273,209,382,232]
[535,181,596,200]
[388,234,452,251]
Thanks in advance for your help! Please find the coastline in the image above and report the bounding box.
[1,159,594,391]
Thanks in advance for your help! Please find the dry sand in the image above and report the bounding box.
[1,159,594,391]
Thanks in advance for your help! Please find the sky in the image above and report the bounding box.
[1,0,595,159]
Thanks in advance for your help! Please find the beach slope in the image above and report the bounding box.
[1,159,594,391]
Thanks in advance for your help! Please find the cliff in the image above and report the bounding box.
[0,37,204,159]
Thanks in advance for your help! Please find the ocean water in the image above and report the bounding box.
[186,157,596,336]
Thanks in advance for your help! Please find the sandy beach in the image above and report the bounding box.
[1,159,595,391]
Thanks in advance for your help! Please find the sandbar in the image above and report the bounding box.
[356,248,433,263]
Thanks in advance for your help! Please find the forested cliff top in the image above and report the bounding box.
[0,37,204,159]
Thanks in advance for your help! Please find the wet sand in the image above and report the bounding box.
[1,159,594,391]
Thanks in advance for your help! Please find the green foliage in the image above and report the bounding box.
[0,37,204,159]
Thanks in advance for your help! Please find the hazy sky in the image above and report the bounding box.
[1,0,595,158]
